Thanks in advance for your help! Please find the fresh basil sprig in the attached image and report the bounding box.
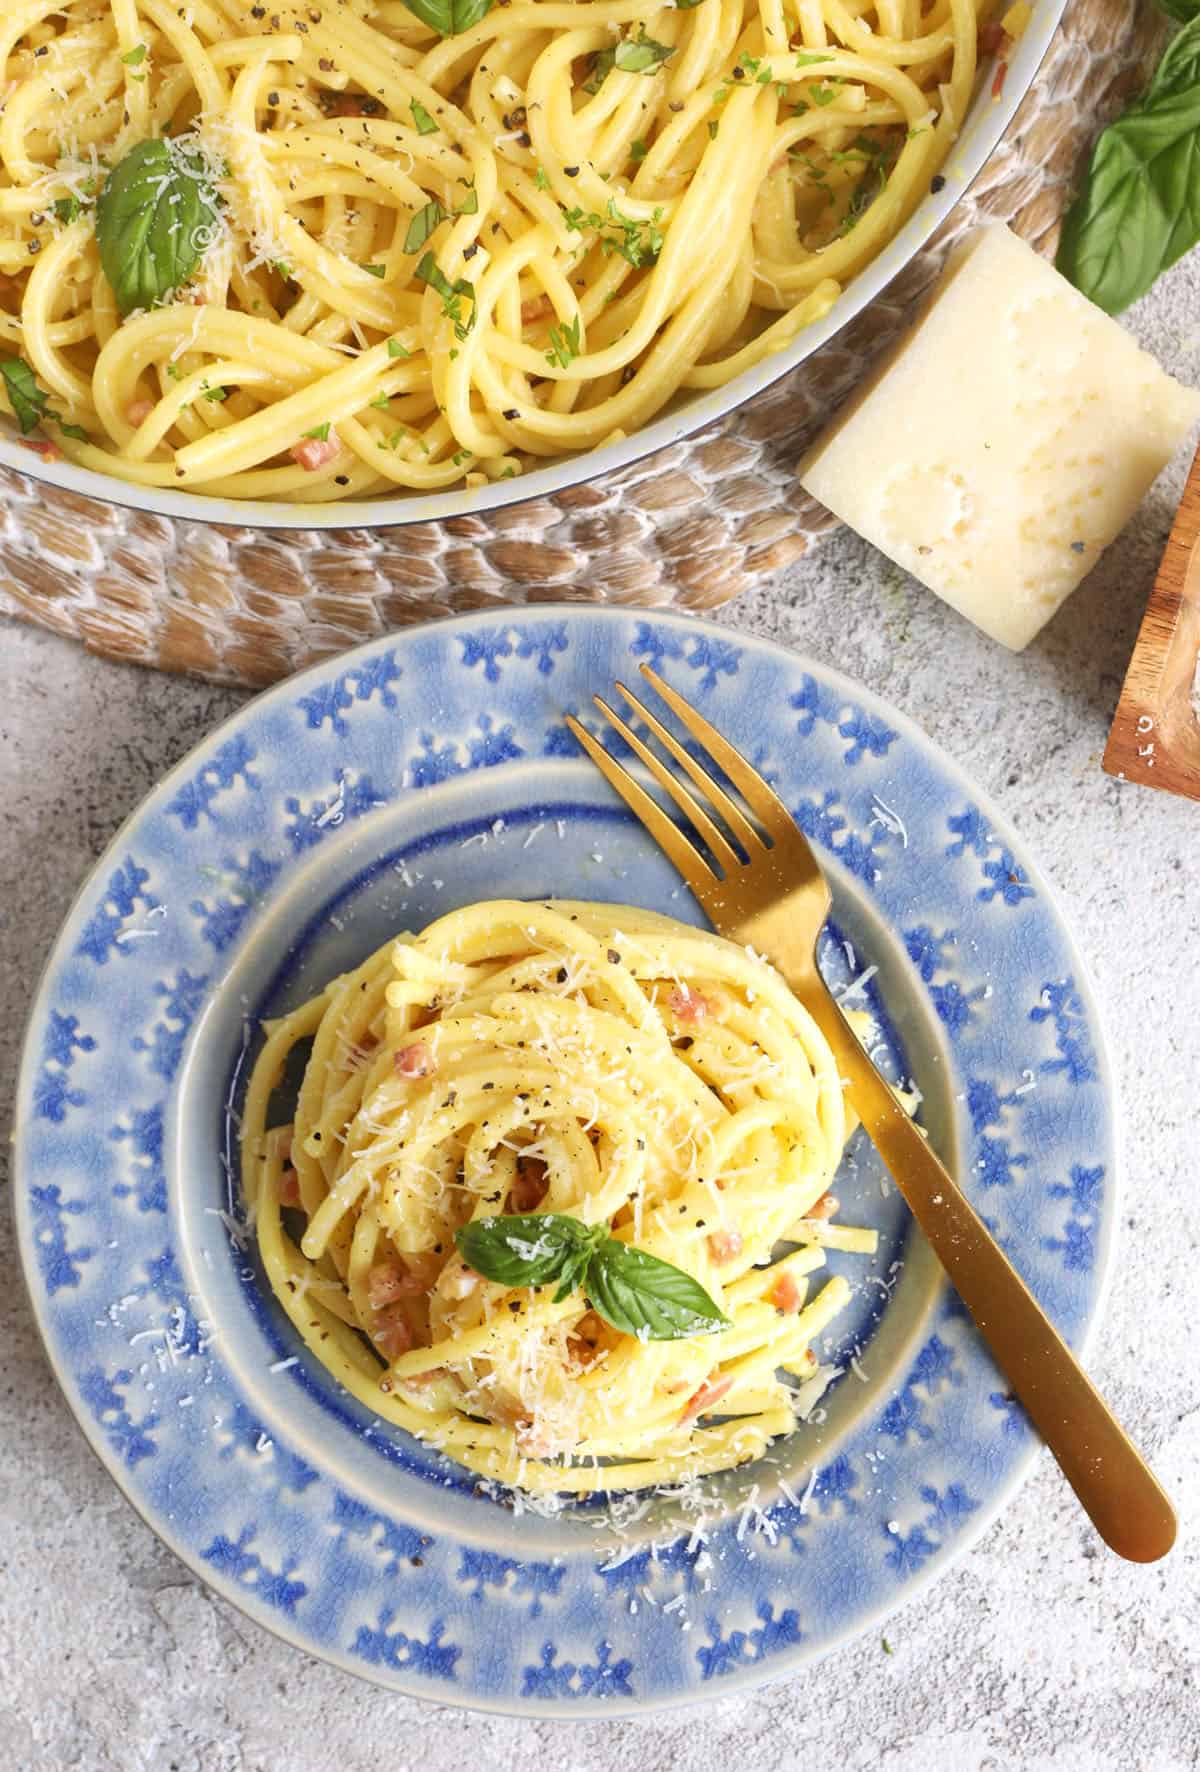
[400,0,493,36]
[96,138,220,316]
[1056,15,1200,314]
[455,1212,731,1340]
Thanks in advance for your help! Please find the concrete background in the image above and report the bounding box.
[2,254,1198,1771]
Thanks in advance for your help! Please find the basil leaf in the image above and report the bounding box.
[1152,15,1200,90]
[0,357,50,434]
[96,138,220,315]
[585,1240,730,1341]
[585,29,674,94]
[1056,17,1200,313]
[552,1244,596,1304]
[411,99,439,134]
[455,1213,603,1288]
[615,34,674,75]
[583,49,616,95]
[545,314,582,369]
[405,199,448,253]
[399,0,493,35]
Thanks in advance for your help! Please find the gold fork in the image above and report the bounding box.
[567,663,1176,1564]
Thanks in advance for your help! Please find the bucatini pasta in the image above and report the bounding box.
[241,900,878,1494]
[0,0,981,500]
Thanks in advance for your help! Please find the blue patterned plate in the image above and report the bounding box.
[15,609,1115,1715]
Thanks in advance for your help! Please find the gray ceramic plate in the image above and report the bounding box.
[14,608,1116,1714]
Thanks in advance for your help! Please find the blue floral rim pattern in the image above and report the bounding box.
[14,608,1116,1716]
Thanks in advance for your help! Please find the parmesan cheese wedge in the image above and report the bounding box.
[798,224,1200,650]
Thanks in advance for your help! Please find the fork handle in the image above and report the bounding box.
[798,981,1177,1564]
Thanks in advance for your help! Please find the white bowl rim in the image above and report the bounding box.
[0,7,1066,533]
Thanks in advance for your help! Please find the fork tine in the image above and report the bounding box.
[563,715,717,895]
[614,680,762,854]
[591,695,741,874]
[639,663,798,841]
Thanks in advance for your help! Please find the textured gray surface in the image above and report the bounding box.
[3,252,1200,1770]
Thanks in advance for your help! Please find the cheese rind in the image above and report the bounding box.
[798,224,1200,650]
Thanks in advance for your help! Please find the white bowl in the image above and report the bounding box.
[0,10,1065,533]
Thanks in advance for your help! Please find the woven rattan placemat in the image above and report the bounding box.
[0,0,1165,687]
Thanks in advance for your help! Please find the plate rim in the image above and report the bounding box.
[13,604,1120,1716]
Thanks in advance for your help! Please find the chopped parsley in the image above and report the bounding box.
[545,313,582,369]
[362,262,388,277]
[563,198,664,268]
[737,53,772,86]
[411,98,439,135]
[415,251,475,339]
[630,139,648,162]
[304,422,331,441]
[52,174,98,227]
[121,44,148,66]
[387,337,411,358]
[839,143,894,234]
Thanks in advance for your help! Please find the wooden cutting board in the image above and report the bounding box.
[1104,442,1200,802]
